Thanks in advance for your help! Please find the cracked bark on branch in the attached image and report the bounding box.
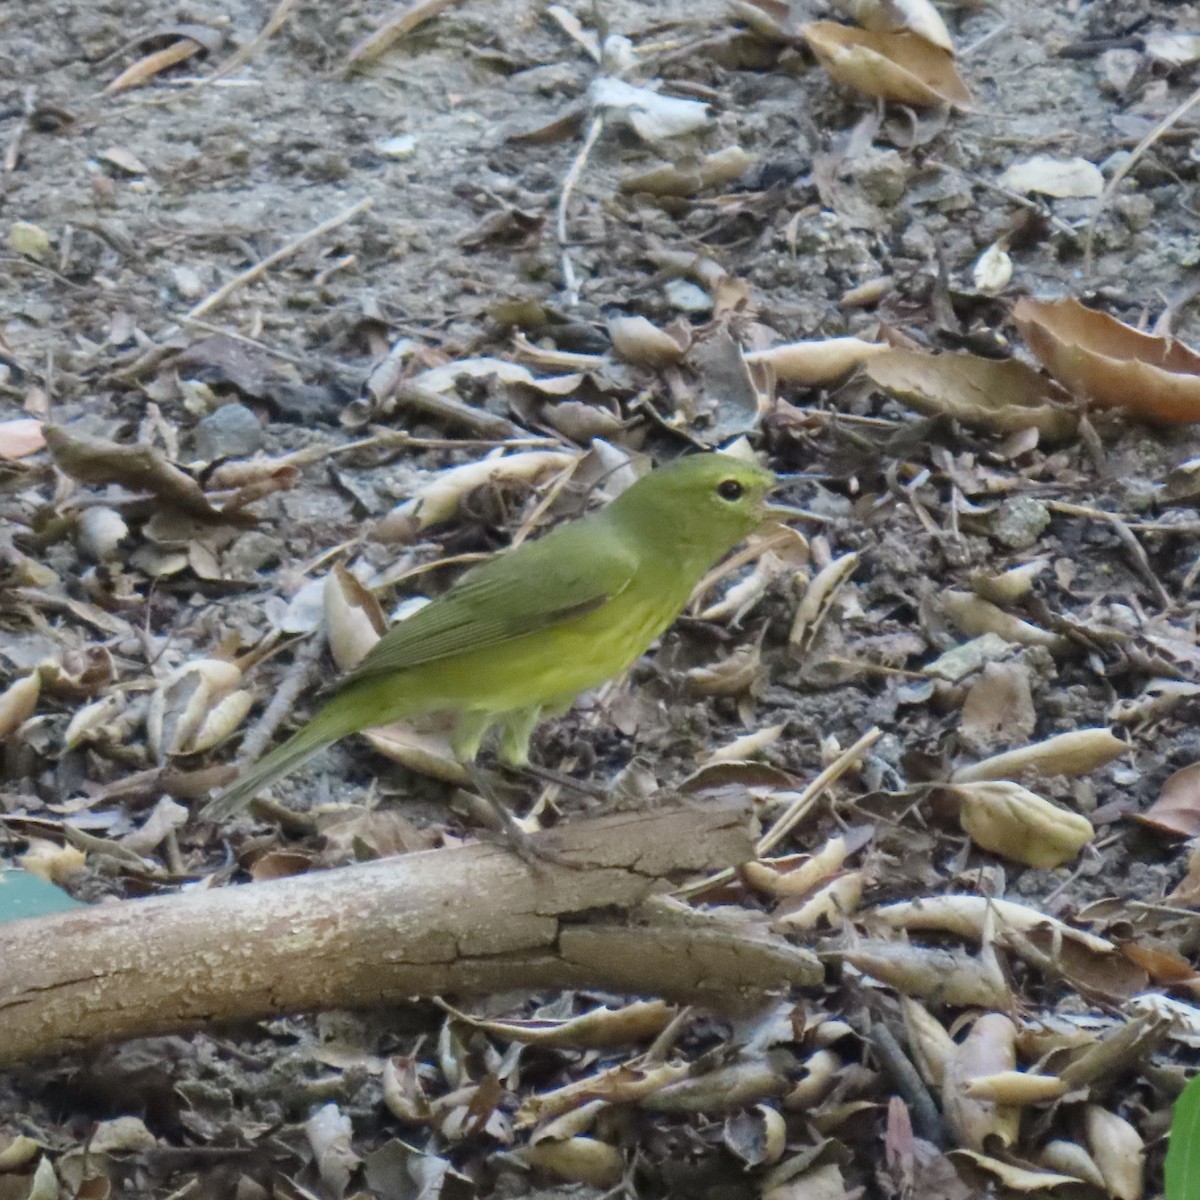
[0,798,821,1067]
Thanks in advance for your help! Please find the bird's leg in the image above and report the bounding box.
[463,763,577,869]
[497,759,607,800]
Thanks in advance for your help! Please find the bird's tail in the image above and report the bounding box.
[199,707,356,822]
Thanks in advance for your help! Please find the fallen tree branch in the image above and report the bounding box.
[0,798,820,1067]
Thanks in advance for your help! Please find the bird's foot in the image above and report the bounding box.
[463,767,581,870]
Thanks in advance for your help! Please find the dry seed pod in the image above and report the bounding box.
[743,835,848,898]
[63,693,126,750]
[952,727,1128,783]
[1085,1106,1144,1200]
[187,689,255,754]
[943,1013,1019,1151]
[872,895,1116,955]
[969,561,1046,605]
[0,672,40,737]
[971,243,1012,294]
[785,1050,840,1109]
[608,316,688,367]
[955,780,1094,868]
[521,1137,624,1188]
[840,940,1012,1008]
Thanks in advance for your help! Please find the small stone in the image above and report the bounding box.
[852,148,908,207]
[191,402,264,461]
[664,279,712,313]
[990,495,1050,550]
[375,134,417,159]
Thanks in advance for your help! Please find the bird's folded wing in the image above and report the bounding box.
[342,531,637,683]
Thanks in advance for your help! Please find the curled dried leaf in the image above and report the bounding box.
[833,0,952,49]
[952,727,1128,783]
[324,564,386,672]
[1085,1106,1144,1200]
[0,673,40,738]
[147,658,249,758]
[745,337,887,385]
[790,552,859,656]
[940,590,1062,650]
[955,780,1094,868]
[1013,296,1200,423]
[608,316,687,367]
[377,450,577,539]
[801,22,971,109]
[943,1013,1019,1151]
[773,870,862,930]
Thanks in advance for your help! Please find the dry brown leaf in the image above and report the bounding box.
[801,22,972,109]
[1138,762,1200,838]
[959,662,1036,751]
[43,424,248,523]
[1013,296,1200,423]
[865,348,1078,439]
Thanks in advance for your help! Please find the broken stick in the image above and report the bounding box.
[0,798,820,1067]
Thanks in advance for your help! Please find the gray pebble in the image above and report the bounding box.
[191,402,265,461]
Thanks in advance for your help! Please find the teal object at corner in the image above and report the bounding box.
[0,869,85,924]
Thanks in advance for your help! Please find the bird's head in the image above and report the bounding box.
[609,453,777,554]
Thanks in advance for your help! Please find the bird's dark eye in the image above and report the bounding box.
[717,478,744,501]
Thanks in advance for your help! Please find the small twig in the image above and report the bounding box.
[557,114,604,307]
[675,725,882,898]
[198,0,298,86]
[345,0,465,70]
[393,380,528,439]
[238,631,327,765]
[1085,81,1200,270]
[848,1006,946,1147]
[758,725,882,856]
[188,196,373,319]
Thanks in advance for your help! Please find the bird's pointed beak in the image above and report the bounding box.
[762,502,815,522]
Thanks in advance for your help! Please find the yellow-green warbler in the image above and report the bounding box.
[201,453,783,821]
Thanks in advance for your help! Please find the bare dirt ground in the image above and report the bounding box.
[5,0,1200,1196]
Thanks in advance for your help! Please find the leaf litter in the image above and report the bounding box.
[6,0,1200,1197]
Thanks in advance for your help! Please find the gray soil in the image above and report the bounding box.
[4,0,1200,1196]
